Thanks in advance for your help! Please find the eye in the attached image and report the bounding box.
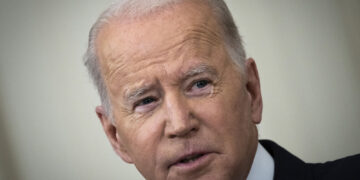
[133,95,160,113]
[135,96,157,107]
[194,80,209,89]
[187,79,212,96]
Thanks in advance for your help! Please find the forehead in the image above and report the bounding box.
[96,0,227,91]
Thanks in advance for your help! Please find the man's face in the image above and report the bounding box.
[95,1,262,180]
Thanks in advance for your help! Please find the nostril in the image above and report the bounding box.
[191,127,198,132]
[168,127,198,139]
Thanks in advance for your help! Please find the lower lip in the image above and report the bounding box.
[170,153,216,173]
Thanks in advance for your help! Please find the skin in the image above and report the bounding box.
[95,1,263,180]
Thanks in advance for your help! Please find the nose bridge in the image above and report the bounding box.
[164,91,196,138]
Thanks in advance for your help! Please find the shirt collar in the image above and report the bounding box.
[247,142,275,180]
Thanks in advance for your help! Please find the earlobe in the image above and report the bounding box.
[95,106,134,163]
[245,58,263,124]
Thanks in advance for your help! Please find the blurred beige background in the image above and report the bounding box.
[0,0,359,179]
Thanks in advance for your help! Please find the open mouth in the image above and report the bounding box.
[169,152,209,169]
[167,151,217,172]
[178,153,205,164]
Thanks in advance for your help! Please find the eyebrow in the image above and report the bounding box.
[124,84,154,104]
[181,64,218,81]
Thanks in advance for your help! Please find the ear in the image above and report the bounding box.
[245,58,263,124]
[95,106,134,163]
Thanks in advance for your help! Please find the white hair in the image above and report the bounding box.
[83,0,246,120]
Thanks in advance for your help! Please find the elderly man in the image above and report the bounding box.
[84,0,359,179]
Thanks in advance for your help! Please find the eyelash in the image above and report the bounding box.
[132,79,213,111]
[134,96,158,108]
[189,79,212,91]
[193,79,210,88]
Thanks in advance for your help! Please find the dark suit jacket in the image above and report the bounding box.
[259,140,360,180]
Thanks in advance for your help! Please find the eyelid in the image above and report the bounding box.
[134,96,157,107]
[184,79,213,98]
[124,83,157,105]
[187,78,211,90]
[132,95,161,114]
[184,72,214,87]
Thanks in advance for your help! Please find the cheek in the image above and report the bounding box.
[126,117,164,157]
[113,108,164,161]
[118,117,165,179]
[192,89,249,129]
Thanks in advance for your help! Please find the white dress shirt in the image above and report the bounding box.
[247,143,275,180]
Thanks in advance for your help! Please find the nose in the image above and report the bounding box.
[164,93,199,139]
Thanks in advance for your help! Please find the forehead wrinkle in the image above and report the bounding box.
[124,33,185,66]
[127,22,222,67]
[106,32,185,82]
[106,52,168,89]
[184,24,222,46]
[172,24,222,61]
[106,37,207,88]
[101,10,222,82]
[103,54,126,82]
